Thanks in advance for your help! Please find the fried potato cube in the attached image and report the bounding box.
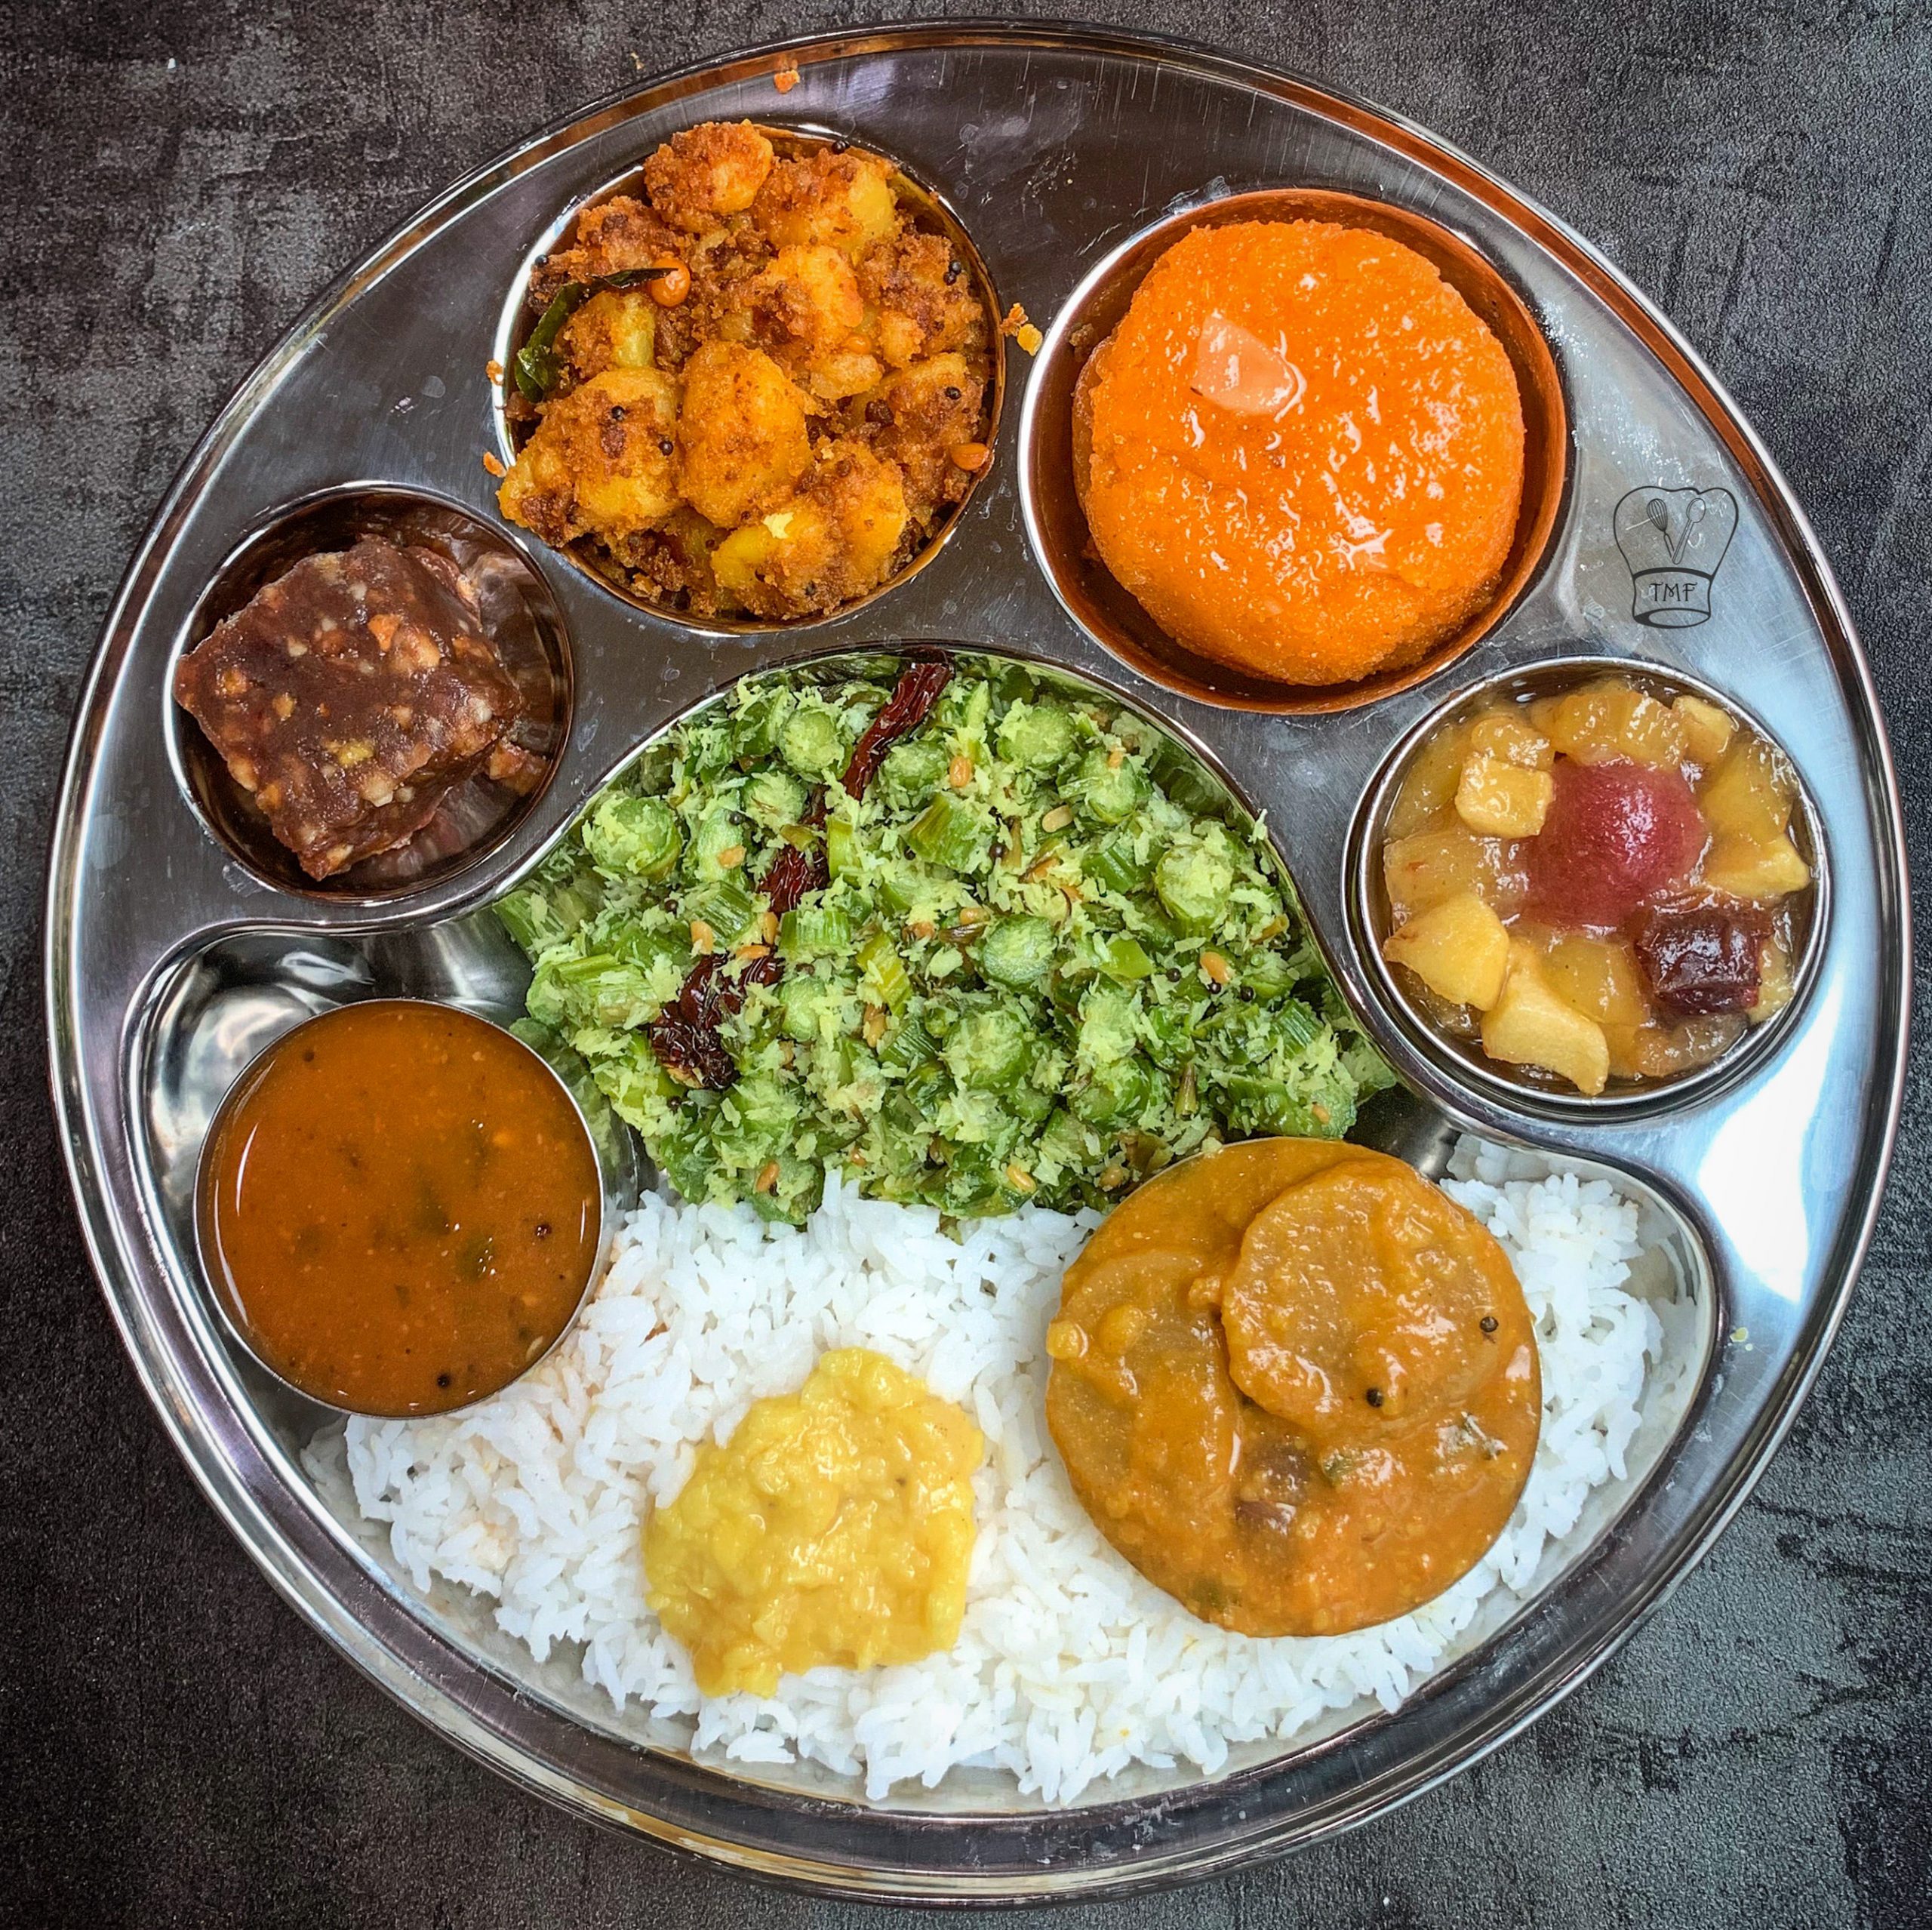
[675,342,813,528]
[877,310,923,370]
[642,120,774,232]
[811,346,890,403]
[752,147,900,258]
[1466,710,1554,769]
[712,516,802,603]
[1702,831,1811,900]
[859,229,984,367]
[1383,894,1510,1009]
[1455,753,1554,836]
[1383,825,1526,923]
[712,442,908,617]
[1672,694,1737,764]
[1481,940,1610,1094]
[1699,736,1795,842]
[817,443,909,585]
[739,244,882,399]
[878,351,980,417]
[1546,679,1688,768]
[1536,931,1650,1027]
[498,366,681,546]
[559,288,657,383]
[875,352,986,509]
[757,243,864,344]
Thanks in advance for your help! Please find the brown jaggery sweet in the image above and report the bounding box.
[1081,220,1526,688]
[174,538,524,879]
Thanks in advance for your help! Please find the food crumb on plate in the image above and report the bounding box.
[1001,302,1044,353]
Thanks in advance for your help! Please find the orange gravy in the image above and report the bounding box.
[1045,1138,1540,1636]
[198,1001,600,1416]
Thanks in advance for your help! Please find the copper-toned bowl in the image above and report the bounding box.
[1021,186,1571,713]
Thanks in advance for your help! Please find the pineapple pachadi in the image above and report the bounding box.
[497,662,1392,1222]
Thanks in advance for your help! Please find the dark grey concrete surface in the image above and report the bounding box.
[2,3,1926,1925]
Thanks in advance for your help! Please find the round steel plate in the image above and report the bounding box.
[44,22,1909,1904]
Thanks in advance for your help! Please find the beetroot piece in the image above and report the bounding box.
[1524,760,1707,929]
[1633,903,1768,1016]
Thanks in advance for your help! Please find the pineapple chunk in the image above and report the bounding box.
[1456,753,1554,836]
[1383,826,1526,923]
[1672,694,1736,765]
[1537,931,1650,1026]
[1546,679,1687,769]
[1604,1014,1744,1080]
[1383,894,1510,1009]
[1699,737,1794,842]
[1703,831,1810,899]
[1467,710,1554,769]
[1750,935,1795,1023]
[1386,721,1472,838]
[1481,941,1611,1094]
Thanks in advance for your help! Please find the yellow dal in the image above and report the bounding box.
[643,1348,983,1696]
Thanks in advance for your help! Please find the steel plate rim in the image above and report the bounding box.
[43,17,1911,1903]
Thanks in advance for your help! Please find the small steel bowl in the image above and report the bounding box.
[1349,653,1829,1118]
[490,122,1007,636]
[190,996,635,1419]
[1020,186,1571,713]
[167,485,574,904]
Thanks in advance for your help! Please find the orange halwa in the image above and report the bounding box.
[1081,220,1526,687]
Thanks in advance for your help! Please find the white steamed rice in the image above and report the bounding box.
[308,1136,1668,1804]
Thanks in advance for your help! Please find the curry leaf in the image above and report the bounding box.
[512,267,671,404]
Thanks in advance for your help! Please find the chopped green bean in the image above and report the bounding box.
[980,915,1056,987]
[494,661,1387,1220]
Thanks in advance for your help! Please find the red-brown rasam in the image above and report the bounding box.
[198,1002,600,1415]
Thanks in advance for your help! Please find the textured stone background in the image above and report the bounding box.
[2,3,1926,1925]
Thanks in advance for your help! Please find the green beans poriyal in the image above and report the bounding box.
[496,661,1392,1221]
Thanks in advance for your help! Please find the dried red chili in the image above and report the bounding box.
[645,953,741,1089]
[841,659,954,800]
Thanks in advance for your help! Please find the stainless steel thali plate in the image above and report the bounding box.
[45,22,1908,1904]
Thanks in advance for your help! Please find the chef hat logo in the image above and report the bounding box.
[1613,486,1739,629]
